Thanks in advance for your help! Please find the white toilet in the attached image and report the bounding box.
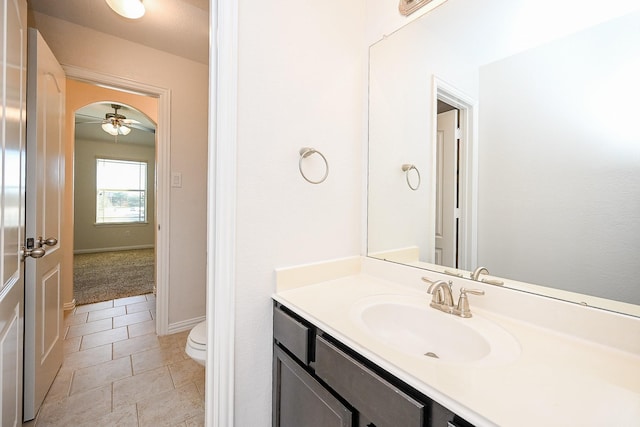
[185,320,207,366]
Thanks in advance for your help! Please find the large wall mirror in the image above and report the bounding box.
[367,0,640,315]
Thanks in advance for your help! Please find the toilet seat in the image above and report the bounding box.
[188,320,207,350]
[186,320,207,366]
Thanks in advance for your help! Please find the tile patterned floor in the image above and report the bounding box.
[24,294,205,427]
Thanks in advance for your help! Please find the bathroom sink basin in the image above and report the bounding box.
[351,294,520,365]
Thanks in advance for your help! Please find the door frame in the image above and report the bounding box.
[63,65,171,335]
[432,76,478,271]
[208,0,237,425]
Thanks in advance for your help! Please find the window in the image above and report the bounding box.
[96,158,147,223]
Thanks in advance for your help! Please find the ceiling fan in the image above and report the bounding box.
[75,103,155,143]
[101,104,139,136]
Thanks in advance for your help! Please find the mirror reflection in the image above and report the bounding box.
[367,0,640,313]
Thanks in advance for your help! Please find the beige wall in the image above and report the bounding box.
[33,15,208,326]
[73,137,155,253]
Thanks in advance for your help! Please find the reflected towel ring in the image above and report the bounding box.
[299,147,329,184]
[401,164,421,191]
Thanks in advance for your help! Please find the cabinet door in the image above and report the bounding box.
[273,346,353,427]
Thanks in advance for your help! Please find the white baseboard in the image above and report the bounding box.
[164,315,206,336]
[73,245,155,254]
[64,299,76,311]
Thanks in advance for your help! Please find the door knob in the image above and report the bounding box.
[21,246,46,260]
[38,236,58,247]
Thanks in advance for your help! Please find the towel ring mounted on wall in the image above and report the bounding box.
[299,147,329,184]
[401,164,421,191]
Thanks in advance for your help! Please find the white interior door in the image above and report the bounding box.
[0,0,27,425]
[435,109,458,267]
[23,28,65,421]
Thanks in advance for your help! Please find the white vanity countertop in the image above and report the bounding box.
[273,272,640,427]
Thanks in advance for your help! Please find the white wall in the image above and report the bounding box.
[73,138,155,253]
[234,0,365,423]
[30,13,208,326]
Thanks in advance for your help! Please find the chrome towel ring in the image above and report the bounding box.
[299,147,329,184]
[401,164,421,191]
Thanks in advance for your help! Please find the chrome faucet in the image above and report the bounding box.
[471,266,489,281]
[422,277,485,318]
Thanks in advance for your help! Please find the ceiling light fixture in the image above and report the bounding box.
[105,0,145,19]
[102,104,132,136]
[102,121,131,136]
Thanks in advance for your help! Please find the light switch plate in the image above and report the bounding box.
[171,172,182,188]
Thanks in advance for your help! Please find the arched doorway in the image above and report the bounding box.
[73,101,157,305]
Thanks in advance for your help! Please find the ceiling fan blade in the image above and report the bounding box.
[75,113,105,123]
[75,120,104,125]
[126,123,156,134]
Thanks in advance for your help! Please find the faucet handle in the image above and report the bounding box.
[461,288,485,296]
[455,288,485,318]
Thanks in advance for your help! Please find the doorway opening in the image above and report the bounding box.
[433,77,477,271]
[435,100,460,268]
[73,101,157,305]
[64,72,171,337]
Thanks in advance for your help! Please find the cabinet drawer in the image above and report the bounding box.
[273,306,311,364]
[315,336,424,427]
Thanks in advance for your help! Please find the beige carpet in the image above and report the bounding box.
[73,248,155,305]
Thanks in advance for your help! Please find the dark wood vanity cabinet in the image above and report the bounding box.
[273,303,475,427]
